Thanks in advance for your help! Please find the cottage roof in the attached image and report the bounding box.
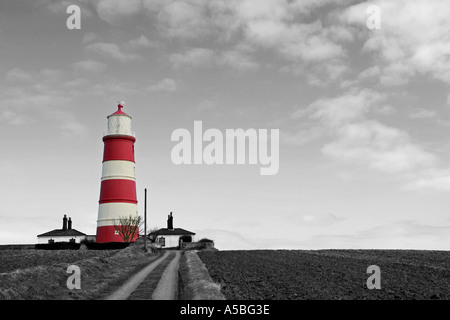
[37,229,86,237]
[153,228,195,236]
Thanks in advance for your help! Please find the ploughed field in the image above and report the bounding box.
[197,250,450,300]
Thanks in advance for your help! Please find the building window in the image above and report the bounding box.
[159,237,165,247]
[115,230,119,235]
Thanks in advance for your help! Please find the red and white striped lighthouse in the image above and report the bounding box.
[96,102,138,243]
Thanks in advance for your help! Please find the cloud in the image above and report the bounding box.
[96,0,142,24]
[403,169,450,192]
[50,109,89,138]
[73,60,107,73]
[6,68,33,82]
[281,126,324,146]
[0,110,35,126]
[341,0,450,86]
[146,78,177,92]
[127,35,156,49]
[217,49,259,71]
[322,120,438,173]
[197,228,259,250]
[296,89,439,174]
[143,0,215,39]
[302,220,450,250]
[86,42,141,62]
[170,48,215,69]
[82,32,97,44]
[40,0,95,17]
[297,213,345,227]
[297,88,384,127]
[140,0,350,81]
[408,108,438,120]
[170,47,258,71]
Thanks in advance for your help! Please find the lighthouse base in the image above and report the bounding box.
[96,225,139,243]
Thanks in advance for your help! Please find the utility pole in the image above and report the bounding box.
[144,188,147,251]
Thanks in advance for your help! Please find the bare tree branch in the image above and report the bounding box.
[113,215,143,243]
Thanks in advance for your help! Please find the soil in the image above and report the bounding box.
[197,249,450,300]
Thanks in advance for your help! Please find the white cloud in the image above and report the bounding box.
[141,0,349,75]
[86,42,141,62]
[322,120,438,173]
[403,169,450,192]
[299,88,384,127]
[217,50,259,71]
[281,126,324,146]
[146,78,177,92]
[409,108,438,120]
[297,89,439,174]
[0,110,35,126]
[143,0,214,39]
[6,68,33,82]
[39,68,63,80]
[169,48,215,69]
[73,60,107,73]
[82,32,97,44]
[42,0,94,17]
[341,0,450,85]
[298,213,344,227]
[170,47,258,71]
[97,0,142,24]
[303,220,450,250]
[127,35,156,49]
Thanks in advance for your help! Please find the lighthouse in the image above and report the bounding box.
[96,103,139,243]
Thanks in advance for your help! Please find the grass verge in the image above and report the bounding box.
[178,251,225,300]
[0,246,160,300]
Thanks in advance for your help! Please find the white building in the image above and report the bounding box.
[153,212,196,248]
[37,215,86,244]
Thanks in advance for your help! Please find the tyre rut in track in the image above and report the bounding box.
[127,251,178,300]
[105,250,171,300]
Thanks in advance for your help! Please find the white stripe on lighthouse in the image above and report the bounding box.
[97,202,138,227]
[101,160,136,181]
[107,115,133,136]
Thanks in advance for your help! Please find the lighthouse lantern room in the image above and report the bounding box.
[96,103,139,243]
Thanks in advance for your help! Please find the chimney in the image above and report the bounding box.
[68,217,72,230]
[167,212,173,230]
[63,215,68,230]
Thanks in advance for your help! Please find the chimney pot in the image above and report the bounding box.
[63,215,68,230]
[167,212,173,230]
[68,217,72,230]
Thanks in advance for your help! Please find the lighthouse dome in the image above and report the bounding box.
[106,103,133,136]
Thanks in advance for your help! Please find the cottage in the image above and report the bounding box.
[37,215,86,244]
[153,212,195,248]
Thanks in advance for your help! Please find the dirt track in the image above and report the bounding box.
[152,251,181,300]
[106,250,181,300]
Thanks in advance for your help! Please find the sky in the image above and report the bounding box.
[0,0,449,250]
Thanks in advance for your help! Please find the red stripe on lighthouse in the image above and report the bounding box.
[103,135,136,162]
[99,179,137,204]
[96,225,139,243]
